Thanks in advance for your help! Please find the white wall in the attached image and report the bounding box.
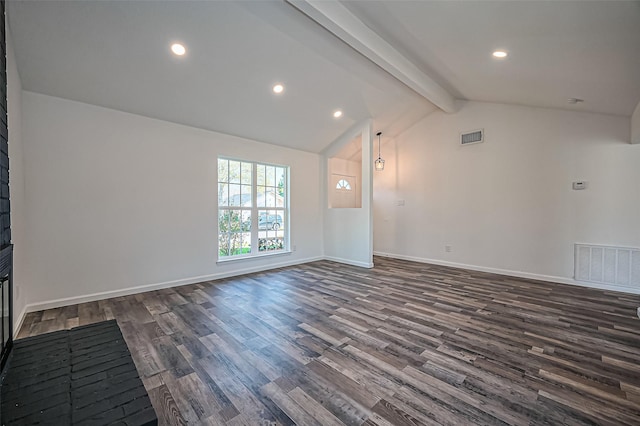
[374,101,639,286]
[6,22,27,331]
[632,102,640,144]
[21,91,323,309]
[324,121,373,268]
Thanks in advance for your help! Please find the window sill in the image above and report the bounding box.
[217,250,292,264]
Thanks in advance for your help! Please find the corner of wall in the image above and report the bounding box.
[5,15,28,335]
[631,101,640,144]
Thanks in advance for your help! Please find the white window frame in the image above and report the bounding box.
[217,157,290,261]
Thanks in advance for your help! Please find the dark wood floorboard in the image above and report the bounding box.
[17,257,640,425]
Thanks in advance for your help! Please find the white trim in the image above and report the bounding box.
[286,0,457,113]
[23,251,638,334]
[217,250,292,264]
[324,256,374,269]
[575,242,640,251]
[19,256,324,315]
[13,304,28,336]
[374,251,640,295]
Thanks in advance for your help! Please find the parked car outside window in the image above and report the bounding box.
[244,212,282,231]
[258,213,283,230]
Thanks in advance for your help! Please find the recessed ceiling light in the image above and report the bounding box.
[171,43,186,56]
[272,84,284,94]
[333,110,343,118]
[492,50,508,58]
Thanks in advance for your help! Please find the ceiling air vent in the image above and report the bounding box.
[460,129,484,146]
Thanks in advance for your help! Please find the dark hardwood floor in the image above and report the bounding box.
[17,257,640,425]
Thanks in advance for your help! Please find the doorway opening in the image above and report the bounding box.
[328,134,362,209]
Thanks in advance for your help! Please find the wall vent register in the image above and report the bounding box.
[460,129,484,145]
[575,244,640,290]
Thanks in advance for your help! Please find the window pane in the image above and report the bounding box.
[240,184,252,207]
[257,209,285,252]
[257,210,282,231]
[218,210,229,231]
[257,186,266,207]
[218,210,230,257]
[229,209,243,255]
[229,184,242,206]
[229,209,243,231]
[258,222,284,252]
[266,188,276,207]
[276,167,285,193]
[229,232,242,255]
[266,165,276,187]
[241,210,251,232]
[218,233,230,257]
[242,232,252,254]
[218,159,229,183]
[257,164,266,186]
[218,183,229,206]
[336,179,351,190]
[229,161,241,184]
[241,162,252,185]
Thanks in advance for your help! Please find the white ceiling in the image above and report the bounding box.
[342,0,640,117]
[6,0,435,153]
[7,1,640,154]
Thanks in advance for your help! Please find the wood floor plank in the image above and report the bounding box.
[17,257,640,425]
[147,384,187,426]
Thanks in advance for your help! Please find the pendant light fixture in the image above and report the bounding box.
[374,131,385,171]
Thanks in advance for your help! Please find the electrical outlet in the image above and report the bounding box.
[292,245,297,252]
[445,245,452,253]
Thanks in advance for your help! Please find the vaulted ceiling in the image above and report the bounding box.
[7,1,640,153]
[340,0,640,117]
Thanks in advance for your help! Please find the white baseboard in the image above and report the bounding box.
[324,256,374,269]
[13,304,28,336]
[373,251,640,295]
[19,255,325,317]
[20,251,635,331]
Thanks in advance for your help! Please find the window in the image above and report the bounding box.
[336,179,351,190]
[217,158,288,259]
